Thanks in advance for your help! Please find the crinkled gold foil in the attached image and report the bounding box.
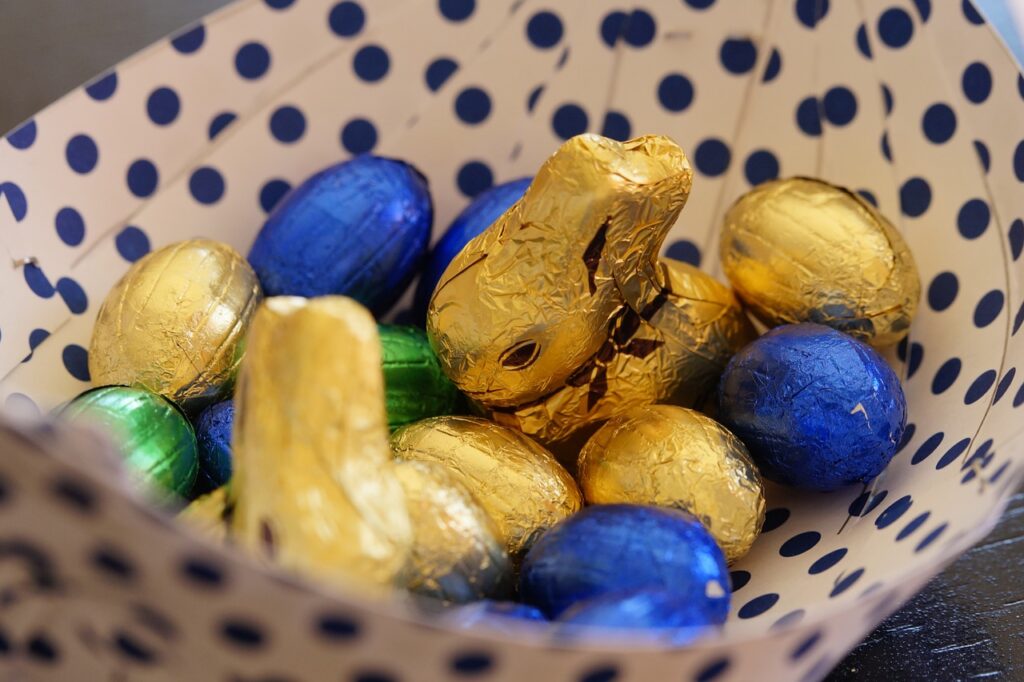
[89,239,262,413]
[721,177,920,346]
[426,134,752,445]
[578,404,765,563]
[394,460,511,603]
[231,296,411,590]
[179,485,231,543]
[390,416,582,560]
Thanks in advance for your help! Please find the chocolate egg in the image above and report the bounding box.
[557,590,718,643]
[578,405,764,563]
[718,323,907,491]
[380,325,464,431]
[248,156,433,316]
[61,386,198,496]
[394,460,510,603]
[88,239,262,413]
[194,400,234,494]
[390,416,582,560]
[721,177,920,346]
[445,600,547,628]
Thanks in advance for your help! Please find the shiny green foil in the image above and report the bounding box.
[380,325,464,431]
[61,386,199,496]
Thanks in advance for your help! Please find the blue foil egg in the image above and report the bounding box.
[557,590,718,644]
[718,323,907,491]
[518,505,730,621]
[193,400,234,494]
[412,177,530,321]
[446,600,547,628]
[248,156,433,316]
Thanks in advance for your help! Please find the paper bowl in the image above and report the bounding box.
[1,0,1022,679]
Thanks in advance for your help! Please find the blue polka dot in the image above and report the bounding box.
[425,58,458,91]
[209,112,237,139]
[439,0,474,22]
[720,38,757,74]
[875,496,912,529]
[665,239,701,266]
[657,74,694,112]
[171,24,205,54]
[62,345,90,382]
[823,86,857,126]
[897,512,930,540]
[899,177,931,217]
[932,358,961,394]
[525,11,563,48]
[455,87,491,124]
[526,85,544,112]
[341,118,377,154]
[1020,74,1024,100]
[762,507,790,532]
[126,159,159,198]
[744,149,779,185]
[915,523,947,552]
[329,1,365,37]
[965,370,997,404]
[269,105,306,143]
[857,189,878,207]
[974,290,1004,327]
[235,42,271,80]
[962,0,984,25]
[849,490,887,517]
[23,264,54,298]
[738,593,778,619]
[694,138,731,177]
[878,8,914,48]
[895,422,916,453]
[957,198,990,239]
[829,568,864,597]
[684,0,715,8]
[552,103,588,140]
[580,667,618,682]
[85,72,118,101]
[190,167,225,205]
[146,87,180,126]
[808,548,847,574]
[881,132,892,162]
[24,329,49,361]
[1010,219,1024,260]
[796,97,822,136]
[795,0,829,28]
[600,111,631,141]
[66,134,99,174]
[914,0,932,21]
[55,208,85,246]
[694,659,730,682]
[1015,301,1024,334]
[779,531,820,557]
[1015,382,1024,407]
[599,11,627,47]
[456,161,493,198]
[856,24,871,58]
[0,182,28,222]
[990,461,1011,483]
[729,570,750,592]
[995,368,1016,403]
[265,0,295,8]
[882,84,894,115]
[6,120,36,150]
[922,103,956,144]
[623,10,656,47]
[56,278,88,314]
[259,179,292,213]
[219,620,265,649]
[974,140,990,173]
[763,48,782,83]
[1014,141,1024,181]
[116,227,151,262]
[450,652,492,675]
[772,610,805,630]
[907,343,924,378]
[353,45,389,82]
[912,432,944,465]
[927,271,958,310]
[791,632,821,660]
[962,62,992,104]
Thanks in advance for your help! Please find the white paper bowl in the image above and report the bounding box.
[1,0,1022,680]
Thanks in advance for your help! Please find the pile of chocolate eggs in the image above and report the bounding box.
[65,134,918,643]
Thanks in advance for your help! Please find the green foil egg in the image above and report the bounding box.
[61,386,199,497]
[380,325,464,431]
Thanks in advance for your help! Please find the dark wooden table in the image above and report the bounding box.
[2,2,1022,679]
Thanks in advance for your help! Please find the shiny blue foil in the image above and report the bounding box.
[518,505,729,620]
[193,400,233,495]
[447,600,547,627]
[718,323,907,492]
[556,590,717,644]
[411,177,530,321]
[248,156,433,316]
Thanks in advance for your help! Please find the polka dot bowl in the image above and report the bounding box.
[1,0,1022,680]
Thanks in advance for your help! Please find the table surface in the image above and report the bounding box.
[2,2,1023,680]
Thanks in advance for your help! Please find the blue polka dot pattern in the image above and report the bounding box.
[269,106,306,143]
[189,167,226,205]
[965,370,996,405]
[115,227,151,262]
[912,432,944,465]
[763,49,782,83]
[6,120,37,150]
[55,207,85,246]
[995,368,1017,403]
[425,58,458,92]
[552,103,588,140]
[878,8,914,48]
[0,182,27,221]
[899,177,932,217]
[599,11,628,48]
[56,278,87,314]
[235,42,271,80]
[259,179,292,213]
[171,25,205,54]
[219,619,265,649]
[897,512,930,540]
[1014,141,1024,181]
[208,111,237,139]
[126,159,159,198]
[957,198,990,239]
[974,289,1004,327]
[454,87,491,124]
[23,264,54,298]
[795,0,829,28]
[916,523,948,552]
[881,132,893,162]
[1009,220,1024,260]
[62,344,90,381]
[962,62,992,104]
[975,140,991,172]
[922,103,957,144]
[658,74,695,112]
[823,87,857,126]
[857,189,878,207]
[730,570,751,592]
[266,0,295,8]
[913,0,932,21]
[694,138,731,177]
[665,239,701,266]
[329,1,365,37]
[622,9,656,47]
[66,134,99,174]
[882,84,894,115]
[791,632,821,660]
[579,666,618,682]
[600,111,631,141]
[439,0,474,22]
[450,652,493,675]
[146,87,181,126]
[353,45,390,82]
[85,72,117,100]
[875,496,912,529]
[927,271,958,310]
[796,97,822,136]
[962,0,985,25]
[456,161,493,198]
[316,613,360,640]
[694,658,730,682]
[932,358,962,394]
[720,39,757,75]
[745,149,780,185]
[684,0,715,8]
[341,118,378,154]
[856,24,872,59]
[849,490,888,517]
[829,568,864,597]
[779,532,820,557]
[808,548,847,575]
[738,593,779,619]
[526,11,563,49]
[762,507,790,532]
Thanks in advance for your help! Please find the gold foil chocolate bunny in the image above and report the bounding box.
[426,134,753,445]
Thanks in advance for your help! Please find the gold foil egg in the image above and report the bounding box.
[394,460,511,603]
[390,416,582,560]
[428,134,753,445]
[231,296,411,590]
[578,404,765,563]
[721,177,920,346]
[89,239,262,413]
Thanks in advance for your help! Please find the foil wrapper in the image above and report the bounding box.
[88,239,262,414]
[719,323,907,492]
[578,404,764,563]
[518,504,729,620]
[194,400,234,495]
[721,177,920,346]
[426,134,752,445]
[394,460,511,603]
[445,600,547,629]
[231,296,412,589]
[380,325,464,431]
[248,156,433,316]
[390,415,582,561]
[61,386,198,497]
[180,486,231,543]
[556,589,717,644]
